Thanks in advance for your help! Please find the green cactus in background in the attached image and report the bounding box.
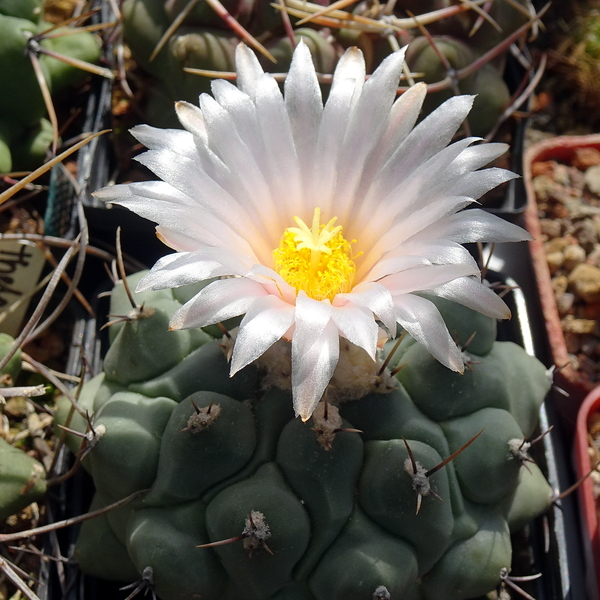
[0,333,48,521]
[122,0,536,133]
[55,271,554,600]
[0,0,102,172]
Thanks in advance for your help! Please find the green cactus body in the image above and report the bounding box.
[0,11,101,171]
[56,271,554,599]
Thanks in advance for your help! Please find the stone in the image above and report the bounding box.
[561,315,596,334]
[563,244,587,270]
[568,263,600,302]
[585,165,600,195]
[546,251,564,275]
[573,147,600,170]
[556,292,574,316]
[539,218,561,239]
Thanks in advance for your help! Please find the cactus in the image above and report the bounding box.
[55,271,554,600]
[0,3,102,172]
[0,333,48,521]
[122,0,538,134]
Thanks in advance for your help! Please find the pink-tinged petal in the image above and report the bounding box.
[382,263,479,296]
[175,101,208,143]
[292,319,339,420]
[414,208,531,244]
[254,73,302,222]
[234,42,265,99]
[358,196,475,278]
[367,240,478,281]
[130,125,196,157]
[169,278,267,329]
[285,40,322,198]
[230,295,296,375]
[334,48,407,223]
[393,294,464,372]
[103,190,255,257]
[338,282,396,333]
[313,77,356,216]
[293,292,333,349]
[447,142,509,175]
[137,248,250,292]
[429,276,512,320]
[330,47,365,107]
[95,180,194,207]
[354,82,427,203]
[387,95,475,177]
[331,303,378,359]
[359,136,478,232]
[430,167,518,200]
[365,255,431,283]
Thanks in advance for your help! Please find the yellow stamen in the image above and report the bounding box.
[273,207,356,301]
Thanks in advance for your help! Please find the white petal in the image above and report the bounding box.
[293,292,333,351]
[292,319,339,421]
[137,248,250,291]
[334,48,407,222]
[331,303,378,359]
[313,77,357,216]
[285,39,323,201]
[368,240,477,281]
[131,125,196,157]
[235,42,265,99]
[175,101,208,143]
[230,295,296,374]
[415,208,531,244]
[169,278,267,329]
[393,294,464,372]
[338,282,396,333]
[381,263,479,296]
[355,81,427,203]
[254,73,303,221]
[429,277,512,320]
[330,47,365,108]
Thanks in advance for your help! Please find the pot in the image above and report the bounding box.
[524,134,600,415]
[575,386,600,600]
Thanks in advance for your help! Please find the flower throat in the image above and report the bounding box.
[273,207,356,301]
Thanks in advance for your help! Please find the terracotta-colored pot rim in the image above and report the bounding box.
[524,134,600,402]
[575,385,600,598]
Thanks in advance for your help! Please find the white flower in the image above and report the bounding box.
[96,41,529,421]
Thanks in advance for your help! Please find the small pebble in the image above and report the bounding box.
[546,251,564,275]
[585,165,600,195]
[562,315,597,334]
[563,243,587,270]
[568,263,600,302]
[573,147,600,170]
[540,218,562,239]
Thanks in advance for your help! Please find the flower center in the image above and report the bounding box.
[273,207,356,301]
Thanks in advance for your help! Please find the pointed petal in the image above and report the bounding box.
[292,319,339,421]
[137,248,249,291]
[338,282,396,333]
[235,42,265,99]
[429,277,512,320]
[285,40,323,208]
[175,101,208,143]
[382,263,479,296]
[393,294,464,372]
[169,278,267,329]
[331,303,378,359]
[231,295,296,374]
[415,208,532,244]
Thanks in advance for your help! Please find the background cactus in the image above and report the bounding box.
[55,271,554,600]
[0,0,102,172]
[121,0,536,134]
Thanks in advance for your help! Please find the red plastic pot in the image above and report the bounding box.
[575,386,600,600]
[524,134,600,411]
